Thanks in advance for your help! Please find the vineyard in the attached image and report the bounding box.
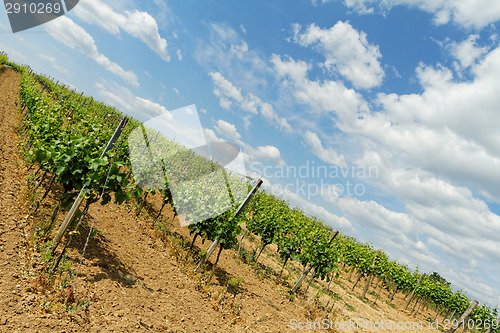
[0,52,498,332]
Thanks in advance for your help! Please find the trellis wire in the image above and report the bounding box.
[66,161,114,302]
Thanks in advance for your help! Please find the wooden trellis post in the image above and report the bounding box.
[404,273,426,310]
[194,179,263,273]
[362,251,378,298]
[447,300,478,333]
[290,231,339,293]
[51,117,128,253]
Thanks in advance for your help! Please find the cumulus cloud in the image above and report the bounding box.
[314,146,500,304]
[209,71,292,132]
[336,196,415,235]
[73,0,170,61]
[278,43,500,202]
[350,148,500,303]
[203,128,225,143]
[45,17,139,87]
[93,81,169,121]
[303,131,347,167]
[209,72,244,109]
[448,34,489,69]
[367,50,500,201]
[293,22,384,89]
[274,184,354,231]
[271,54,369,120]
[356,149,500,237]
[272,53,310,81]
[253,146,286,166]
[320,0,500,29]
[215,119,242,141]
[196,22,268,89]
[229,40,249,59]
[204,122,289,184]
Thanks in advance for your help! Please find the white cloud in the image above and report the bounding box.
[177,49,183,61]
[209,71,292,132]
[271,54,369,120]
[337,196,415,235]
[243,145,286,167]
[326,0,500,29]
[355,149,500,239]
[268,183,353,231]
[378,232,441,270]
[415,63,453,88]
[272,53,310,81]
[45,17,139,87]
[252,146,286,167]
[242,116,252,130]
[214,119,242,141]
[209,71,243,109]
[94,81,168,121]
[273,46,500,204]
[359,49,500,201]
[40,54,69,74]
[73,0,170,61]
[172,87,179,94]
[135,96,170,117]
[303,131,347,167]
[39,54,56,63]
[203,128,225,143]
[197,24,294,133]
[229,41,249,59]
[208,121,287,176]
[320,169,417,239]
[293,22,384,89]
[449,34,489,69]
[196,23,269,92]
[240,94,262,115]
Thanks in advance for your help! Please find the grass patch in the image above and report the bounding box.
[345,302,355,312]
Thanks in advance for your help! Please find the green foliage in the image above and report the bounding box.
[447,290,470,313]
[227,277,244,298]
[66,300,90,313]
[248,191,285,249]
[386,261,414,292]
[0,51,8,65]
[18,71,137,208]
[428,271,450,286]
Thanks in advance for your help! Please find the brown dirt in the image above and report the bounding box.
[0,66,446,332]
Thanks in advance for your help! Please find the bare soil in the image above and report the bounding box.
[0,66,446,332]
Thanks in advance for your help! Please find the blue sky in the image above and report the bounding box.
[2,0,500,306]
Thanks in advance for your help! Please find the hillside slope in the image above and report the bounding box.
[0,66,315,332]
[0,67,445,332]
